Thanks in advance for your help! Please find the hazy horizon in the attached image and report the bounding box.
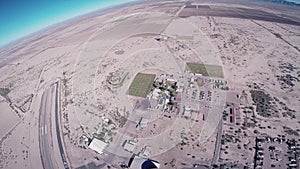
[0,0,137,48]
[1,0,299,48]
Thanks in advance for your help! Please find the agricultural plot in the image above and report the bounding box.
[186,63,224,78]
[128,73,156,98]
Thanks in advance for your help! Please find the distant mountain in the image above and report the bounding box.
[258,0,300,7]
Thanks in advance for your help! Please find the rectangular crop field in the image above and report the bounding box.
[128,73,156,98]
[186,63,224,78]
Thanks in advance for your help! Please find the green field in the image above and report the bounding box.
[186,63,224,78]
[128,73,156,98]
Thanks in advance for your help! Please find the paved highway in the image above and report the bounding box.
[39,87,55,169]
[54,81,69,169]
[39,81,69,169]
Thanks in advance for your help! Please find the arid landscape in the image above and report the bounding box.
[0,0,299,169]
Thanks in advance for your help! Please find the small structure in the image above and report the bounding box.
[102,117,110,125]
[162,93,168,101]
[183,107,192,118]
[165,98,170,104]
[195,73,203,77]
[123,139,137,152]
[190,77,195,83]
[80,135,89,144]
[152,88,161,99]
[166,78,177,83]
[137,117,149,129]
[139,146,151,158]
[88,138,108,154]
[157,97,165,107]
[176,83,184,92]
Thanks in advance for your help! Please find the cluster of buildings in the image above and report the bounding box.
[185,74,227,104]
[87,136,160,168]
[148,74,183,111]
[121,138,161,168]
[86,72,230,168]
[210,79,228,90]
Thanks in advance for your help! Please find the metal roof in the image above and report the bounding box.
[88,138,108,154]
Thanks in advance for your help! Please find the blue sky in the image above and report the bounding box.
[0,0,137,47]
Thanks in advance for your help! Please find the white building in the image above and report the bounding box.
[88,138,108,154]
[123,139,137,152]
[183,107,192,118]
[137,117,149,129]
[152,88,161,99]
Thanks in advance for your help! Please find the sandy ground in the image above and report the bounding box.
[0,101,19,138]
[0,0,299,169]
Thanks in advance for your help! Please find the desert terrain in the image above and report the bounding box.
[0,0,299,169]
